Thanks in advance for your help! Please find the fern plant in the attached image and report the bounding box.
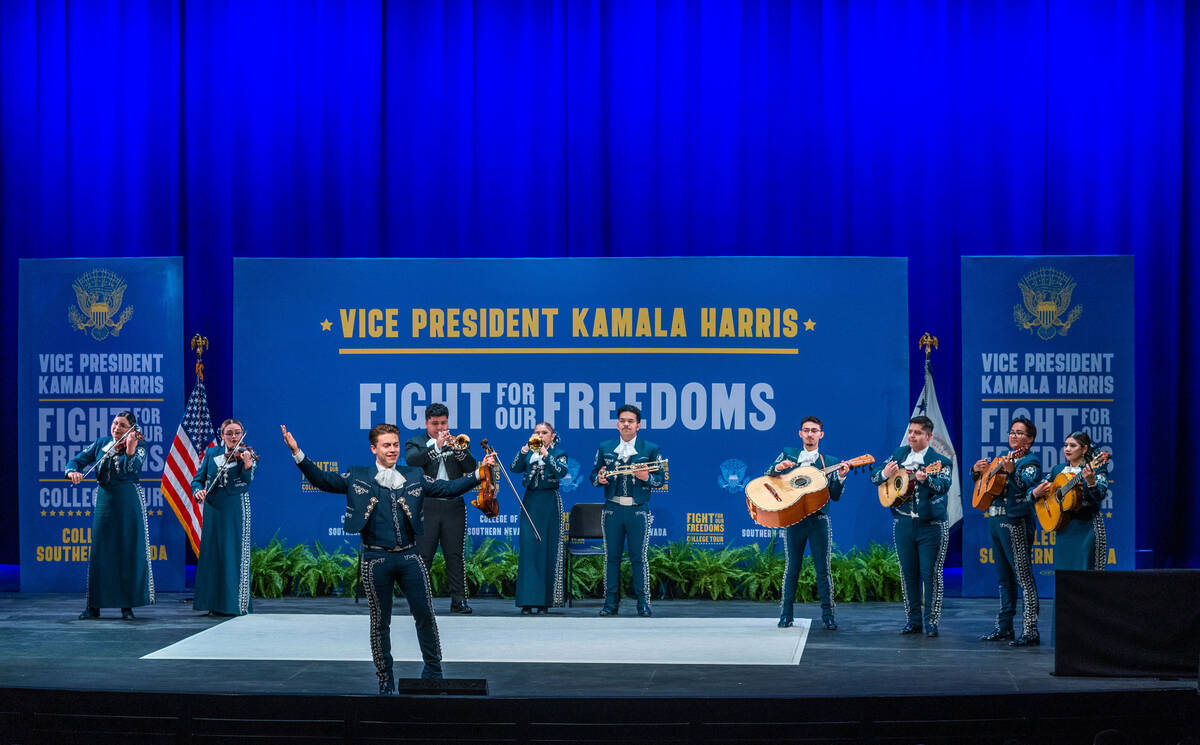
[294,541,355,597]
[738,538,786,602]
[249,537,289,599]
[686,544,749,600]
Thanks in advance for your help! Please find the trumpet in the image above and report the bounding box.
[602,459,668,477]
[441,433,471,451]
[527,435,543,451]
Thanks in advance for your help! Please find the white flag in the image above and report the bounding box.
[903,360,962,526]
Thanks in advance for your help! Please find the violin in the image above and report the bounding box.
[229,444,260,463]
[471,439,500,518]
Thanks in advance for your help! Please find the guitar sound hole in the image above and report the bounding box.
[791,476,811,489]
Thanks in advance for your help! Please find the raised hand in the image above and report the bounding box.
[280,424,299,455]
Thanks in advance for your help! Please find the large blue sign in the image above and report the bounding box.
[19,258,185,592]
[234,257,909,554]
[961,256,1135,597]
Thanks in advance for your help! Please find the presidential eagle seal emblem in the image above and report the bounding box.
[1013,267,1082,340]
[68,269,134,340]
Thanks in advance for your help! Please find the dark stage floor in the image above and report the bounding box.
[0,592,1192,698]
[1,593,1196,745]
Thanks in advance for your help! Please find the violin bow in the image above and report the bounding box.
[78,425,143,479]
[493,452,543,543]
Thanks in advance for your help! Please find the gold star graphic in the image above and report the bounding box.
[320,319,333,331]
[58,510,65,516]
[157,509,164,516]
[85,510,92,516]
[40,510,47,517]
[67,510,74,517]
[803,318,816,331]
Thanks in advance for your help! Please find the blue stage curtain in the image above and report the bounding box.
[2,1,1197,569]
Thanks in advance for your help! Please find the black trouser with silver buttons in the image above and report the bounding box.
[360,546,442,681]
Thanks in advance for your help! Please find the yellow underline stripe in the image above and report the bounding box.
[339,347,799,355]
[981,398,1115,402]
[38,398,165,402]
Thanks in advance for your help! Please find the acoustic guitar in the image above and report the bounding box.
[971,447,1029,511]
[876,460,944,507]
[1033,451,1110,532]
[745,454,875,529]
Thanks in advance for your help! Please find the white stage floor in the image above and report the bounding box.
[143,614,811,666]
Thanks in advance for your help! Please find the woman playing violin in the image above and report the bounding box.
[191,418,257,616]
[65,411,154,620]
[1030,430,1109,572]
[510,422,569,615]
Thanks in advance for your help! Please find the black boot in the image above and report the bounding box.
[120,608,135,620]
[78,607,99,620]
[980,627,1015,642]
[378,674,395,695]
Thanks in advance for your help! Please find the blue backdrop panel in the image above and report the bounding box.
[961,256,1134,597]
[18,258,184,592]
[235,257,908,554]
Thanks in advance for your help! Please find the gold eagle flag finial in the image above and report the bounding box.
[918,333,938,360]
[191,334,209,381]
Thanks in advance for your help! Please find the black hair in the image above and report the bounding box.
[801,416,823,429]
[909,415,934,434]
[1012,416,1037,441]
[116,410,137,427]
[616,404,642,422]
[425,403,449,421]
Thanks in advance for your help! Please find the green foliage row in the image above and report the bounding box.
[248,536,902,602]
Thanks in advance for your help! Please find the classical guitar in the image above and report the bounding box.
[745,454,875,529]
[971,447,1029,511]
[877,460,944,508]
[1033,451,1110,533]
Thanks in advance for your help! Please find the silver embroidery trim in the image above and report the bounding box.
[238,491,252,615]
[1008,522,1039,636]
[894,518,913,620]
[601,508,612,603]
[551,490,565,607]
[360,556,388,683]
[406,553,443,661]
[930,519,949,625]
[1092,513,1108,571]
[819,514,836,615]
[136,483,156,605]
[637,509,653,606]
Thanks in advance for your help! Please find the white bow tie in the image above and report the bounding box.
[375,468,405,490]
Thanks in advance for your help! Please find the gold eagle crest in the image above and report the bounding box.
[1013,267,1082,340]
[68,269,134,341]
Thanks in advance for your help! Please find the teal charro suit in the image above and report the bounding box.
[295,454,479,684]
[66,437,154,612]
[973,451,1042,639]
[589,437,665,613]
[1037,462,1109,572]
[191,446,255,615]
[510,445,569,609]
[767,448,845,625]
[871,445,952,630]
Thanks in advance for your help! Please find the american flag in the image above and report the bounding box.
[162,377,215,555]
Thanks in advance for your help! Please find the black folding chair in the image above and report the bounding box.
[563,502,606,607]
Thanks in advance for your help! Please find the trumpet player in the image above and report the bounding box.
[511,423,569,615]
[589,404,665,617]
[405,403,478,614]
